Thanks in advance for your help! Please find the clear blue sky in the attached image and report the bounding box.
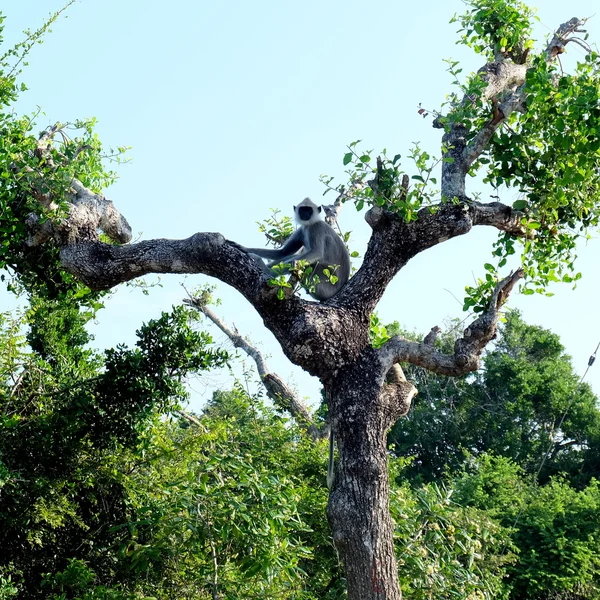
[1,0,599,408]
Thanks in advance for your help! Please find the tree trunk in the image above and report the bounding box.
[327,359,415,600]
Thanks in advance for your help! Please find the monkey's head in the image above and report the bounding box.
[294,197,322,226]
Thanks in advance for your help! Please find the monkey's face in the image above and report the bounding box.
[295,203,322,224]
[297,205,314,221]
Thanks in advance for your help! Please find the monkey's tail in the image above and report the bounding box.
[326,431,335,489]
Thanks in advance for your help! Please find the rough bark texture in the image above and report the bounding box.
[327,350,416,600]
[16,17,586,600]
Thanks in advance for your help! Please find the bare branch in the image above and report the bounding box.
[377,269,524,376]
[68,180,132,244]
[173,409,207,431]
[336,199,526,313]
[546,17,588,58]
[183,288,328,440]
[58,233,272,301]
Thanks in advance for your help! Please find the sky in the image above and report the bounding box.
[1,0,599,411]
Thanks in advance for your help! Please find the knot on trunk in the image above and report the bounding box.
[378,363,418,420]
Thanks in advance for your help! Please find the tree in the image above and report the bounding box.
[454,455,600,599]
[0,297,227,598]
[2,1,600,598]
[390,311,600,486]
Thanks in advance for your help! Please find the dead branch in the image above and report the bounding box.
[378,269,524,376]
[183,288,328,441]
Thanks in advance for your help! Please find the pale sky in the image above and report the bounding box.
[1,0,599,409]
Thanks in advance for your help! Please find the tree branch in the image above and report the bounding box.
[58,233,272,299]
[183,288,328,440]
[546,17,588,58]
[437,17,588,200]
[376,269,523,376]
[334,200,526,313]
[174,409,207,431]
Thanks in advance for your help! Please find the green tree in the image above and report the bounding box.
[0,298,227,598]
[390,311,600,486]
[117,388,339,600]
[454,455,600,599]
[3,1,600,597]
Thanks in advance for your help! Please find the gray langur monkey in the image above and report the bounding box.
[239,198,351,301]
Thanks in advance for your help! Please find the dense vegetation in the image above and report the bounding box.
[2,0,600,597]
[2,295,600,599]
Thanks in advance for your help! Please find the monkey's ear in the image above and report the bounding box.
[293,205,297,211]
[317,206,322,213]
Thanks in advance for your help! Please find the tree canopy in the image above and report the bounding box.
[1,0,600,598]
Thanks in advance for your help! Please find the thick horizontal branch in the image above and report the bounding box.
[376,269,523,376]
[59,234,268,300]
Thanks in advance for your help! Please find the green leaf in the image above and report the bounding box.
[343,153,353,165]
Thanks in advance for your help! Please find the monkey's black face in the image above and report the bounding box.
[297,206,314,221]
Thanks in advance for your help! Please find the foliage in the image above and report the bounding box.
[321,0,600,311]
[369,312,392,348]
[451,0,537,59]
[388,309,600,599]
[455,455,600,599]
[0,298,227,598]
[452,2,600,299]
[321,142,442,221]
[0,12,128,304]
[390,454,514,600]
[117,388,340,600]
[487,51,600,296]
[256,208,295,247]
[389,311,600,486]
[1,294,521,599]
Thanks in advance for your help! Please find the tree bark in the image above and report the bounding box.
[327,351,416,600]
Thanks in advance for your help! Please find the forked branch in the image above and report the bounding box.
[439,17,590,200]
[377,269,524,376]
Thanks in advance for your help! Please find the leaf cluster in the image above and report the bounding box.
[454,455,600,599]
[0,298,227,598]
[451,0,536,60]
[0,18,129,303]
[323,141,441,222]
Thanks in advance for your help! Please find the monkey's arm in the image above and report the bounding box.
[242,229,304,261]
[266,231,327,267]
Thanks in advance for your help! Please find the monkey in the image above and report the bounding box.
[239,198,351,301]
